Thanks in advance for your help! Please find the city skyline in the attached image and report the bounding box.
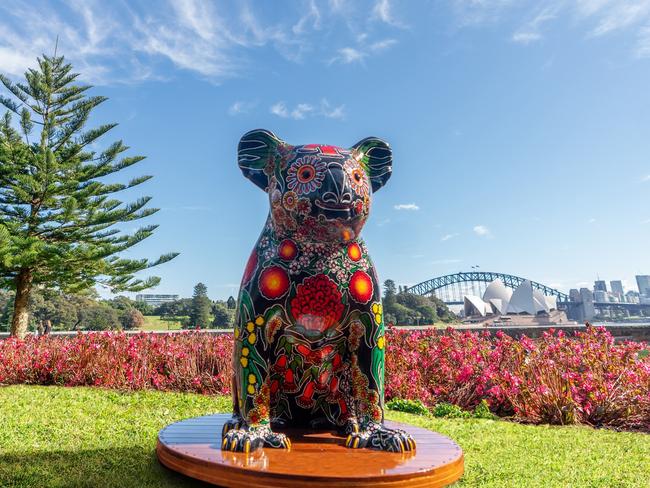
[1,1,649,300]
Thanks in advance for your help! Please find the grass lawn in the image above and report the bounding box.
[140,315,185,331]
[0,386,648,487]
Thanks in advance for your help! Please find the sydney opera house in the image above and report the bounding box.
[462,279,571,326]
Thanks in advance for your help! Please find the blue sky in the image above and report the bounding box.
[1,0,649,299]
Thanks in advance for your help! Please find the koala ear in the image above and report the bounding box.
[238,129,284,191]
[350,137,392,192]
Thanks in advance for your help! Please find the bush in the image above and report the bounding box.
[386,398,429,415]
[473,399,497,419]
[432,402,470,418]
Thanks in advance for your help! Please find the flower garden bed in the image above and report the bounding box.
[0,327,648,431]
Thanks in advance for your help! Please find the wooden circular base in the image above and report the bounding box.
[157,414,463,487]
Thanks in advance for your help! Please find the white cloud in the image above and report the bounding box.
[370,38,398,51]
[228,100,256,116]
[337,47,366,64]
[270,99,345,120]
[329,35,398,65]
[320,99,346,119]
[642,174,650,182]
[372,0,406,27]
[394,203,420,211]
[441,233,459,241]
[588,217,597,223]
[512,6,559,44]
[292,0,321,35]
[643,218,650,224]
[452,0,518,26]
[456,0,650,57]
[270,102,290,118]
[473,225,492,237]
[0,0,393,84]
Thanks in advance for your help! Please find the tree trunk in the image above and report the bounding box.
[11,268,33,338]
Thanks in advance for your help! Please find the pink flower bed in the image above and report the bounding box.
[0,332,232,395]
[0,327,648,430]
[386,327,650,431]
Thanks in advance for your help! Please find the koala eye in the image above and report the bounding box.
[354,172,362,183]
[297,165,315,183]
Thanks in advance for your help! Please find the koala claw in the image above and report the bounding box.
[221,424,291,453]
[344,422,416,453]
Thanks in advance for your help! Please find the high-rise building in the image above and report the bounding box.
[594,290,608,303]
[580,288,595,321]
[594,280,607,293]
[636,275,650,297]
[610,280,624,300]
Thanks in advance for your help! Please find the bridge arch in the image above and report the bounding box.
[405,271,569,302]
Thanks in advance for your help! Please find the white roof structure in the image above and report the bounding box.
[464,295,492,317]
[483,279,512,314]
[507,280,538,314]
[462,279,558,317]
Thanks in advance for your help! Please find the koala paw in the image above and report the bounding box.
[221,424,291,453]
[344,421,416,453]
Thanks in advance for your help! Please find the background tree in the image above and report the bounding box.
[120,308,145,330]
[212,301,233,328]
[0,54,177,337]
[382,279,456,326]
[187,282,210,329]
[226,296,236,310]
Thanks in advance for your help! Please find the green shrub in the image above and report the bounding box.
[473,399,498,420]
[432,402,471,418]
[386,398,429,416]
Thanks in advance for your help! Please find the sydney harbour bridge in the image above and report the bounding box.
[404,271,647,318]
[405,271,569,305]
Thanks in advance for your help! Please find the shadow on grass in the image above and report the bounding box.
[0,446,213,488]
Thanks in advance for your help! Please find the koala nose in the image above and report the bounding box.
[322,191,339,203]
[339,191,352,204]
[326,162,353,204]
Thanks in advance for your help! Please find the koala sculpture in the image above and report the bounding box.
[222,129,415,454]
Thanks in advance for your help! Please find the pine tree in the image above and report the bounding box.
[0,54,178,337]
[188,282,211,329]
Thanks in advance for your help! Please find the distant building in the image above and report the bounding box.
[636,275,650,297]
[625,291,640,304]
[610,280,624,300]
[594,280,607,293]
[594,290,608,303]
[580,288,595,321]
[135,294,179,307]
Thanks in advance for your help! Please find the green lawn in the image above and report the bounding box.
[0,386,648,487]
[140,315,185,331]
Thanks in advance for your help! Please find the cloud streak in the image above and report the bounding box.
[0,0,398,85]
[394,203,420,211]
[269,99,346,120]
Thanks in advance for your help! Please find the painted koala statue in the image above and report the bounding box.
[222,129,415,454]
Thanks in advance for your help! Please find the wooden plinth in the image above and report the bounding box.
[157,414,463,487]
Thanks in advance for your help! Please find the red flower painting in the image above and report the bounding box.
[347,242,362,262]
[291,274,344,333]
[258,266,290,300]
[278,239,298,261]
[349,270,373,304]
